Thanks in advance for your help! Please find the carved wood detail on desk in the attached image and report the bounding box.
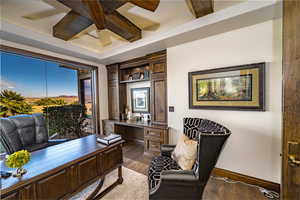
[0,135,124,200]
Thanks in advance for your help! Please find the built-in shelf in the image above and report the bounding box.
[120,78,150,84]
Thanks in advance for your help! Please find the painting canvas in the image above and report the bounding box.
[196,75,252,101]
[131,87,150,113]
[189,63,265,111]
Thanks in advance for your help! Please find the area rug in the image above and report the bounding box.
[69,167,148,200]
[70,167,279,200]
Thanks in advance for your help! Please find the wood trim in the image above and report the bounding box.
[212,168,280,193]
[119,56,148,69]
[0,45,97,70]
[282,0,300,199]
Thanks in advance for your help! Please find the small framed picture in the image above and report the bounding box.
[131,87,150,113]
[188,63,265,111]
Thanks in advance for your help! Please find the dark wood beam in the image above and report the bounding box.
[99,0,125,14]
[81,0,106,30]
[129,0,160,12]
[57,0,91,18]
[105,11,141,42]
[53,10,93,40]
[185,0,213,18]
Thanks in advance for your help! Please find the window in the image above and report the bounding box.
[0,51,98,143]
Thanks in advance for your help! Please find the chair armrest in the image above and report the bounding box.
[161,170,198,184]
[48,139,68,144]
[161,144,176,157]
[150,170,199,199]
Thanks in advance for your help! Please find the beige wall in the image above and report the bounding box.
[167,19,282,183]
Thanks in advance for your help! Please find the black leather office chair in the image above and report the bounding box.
[0,113,67,154]
[148,118,231,200]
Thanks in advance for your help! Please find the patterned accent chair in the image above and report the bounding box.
[148,118,231,200]
[0,114,67,154]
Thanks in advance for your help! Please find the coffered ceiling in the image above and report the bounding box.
[0,0,245,54]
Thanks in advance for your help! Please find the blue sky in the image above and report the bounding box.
[0,52,78,97]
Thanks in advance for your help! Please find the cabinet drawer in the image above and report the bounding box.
[149,141,161,152]
[37,169,68,200]
[144,128,163,140]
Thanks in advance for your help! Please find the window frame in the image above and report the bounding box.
[0,45,101,135]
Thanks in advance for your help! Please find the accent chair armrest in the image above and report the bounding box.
[150,170,199,199]
[161,144,176,157]
[160,170,198,184]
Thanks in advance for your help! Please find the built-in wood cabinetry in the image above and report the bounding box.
[148,51,168,125]
[106,64,126,120]
[102,119,168,156]
[105,50,168,156]
[106,50,167,124]
[144,127,168,156]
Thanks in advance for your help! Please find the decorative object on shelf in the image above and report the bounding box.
[131,87,150,113]
[144,70,150,79]
[188,63,265,111]
[132,72,141,80]
[126,106,132,120]
[128,74,133,81]
[6,150,31,177]
[140,72,144,80]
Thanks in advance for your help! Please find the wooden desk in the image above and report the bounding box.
[1,135,124,200]
[103,120,169,156]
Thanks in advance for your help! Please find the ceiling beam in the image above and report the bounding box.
[54,0,154,42]
[81,0,106,30]
[57,0,90,18]
[129,0,160,12]
[53,10,93,40]
[105,11,141,42]
[185,0,213,18]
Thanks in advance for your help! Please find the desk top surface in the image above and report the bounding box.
[106,119,168,130]
[0,135,123,193]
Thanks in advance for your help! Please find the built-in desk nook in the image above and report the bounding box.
[104,50,169,156]
[103,120,168,156]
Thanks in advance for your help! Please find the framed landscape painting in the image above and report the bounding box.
[188,63,265,111]
[131,87,150,113]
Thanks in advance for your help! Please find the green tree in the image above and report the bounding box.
[0,90,33,117]
[35,98,66,106]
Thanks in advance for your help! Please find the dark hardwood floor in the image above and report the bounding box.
[123,142,274,200]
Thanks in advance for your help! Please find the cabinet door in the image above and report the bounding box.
[78,156,98,185]
[108,80,120,120]
[101,145,123,174]
[151,73,167,125]
[36,169,69,200]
